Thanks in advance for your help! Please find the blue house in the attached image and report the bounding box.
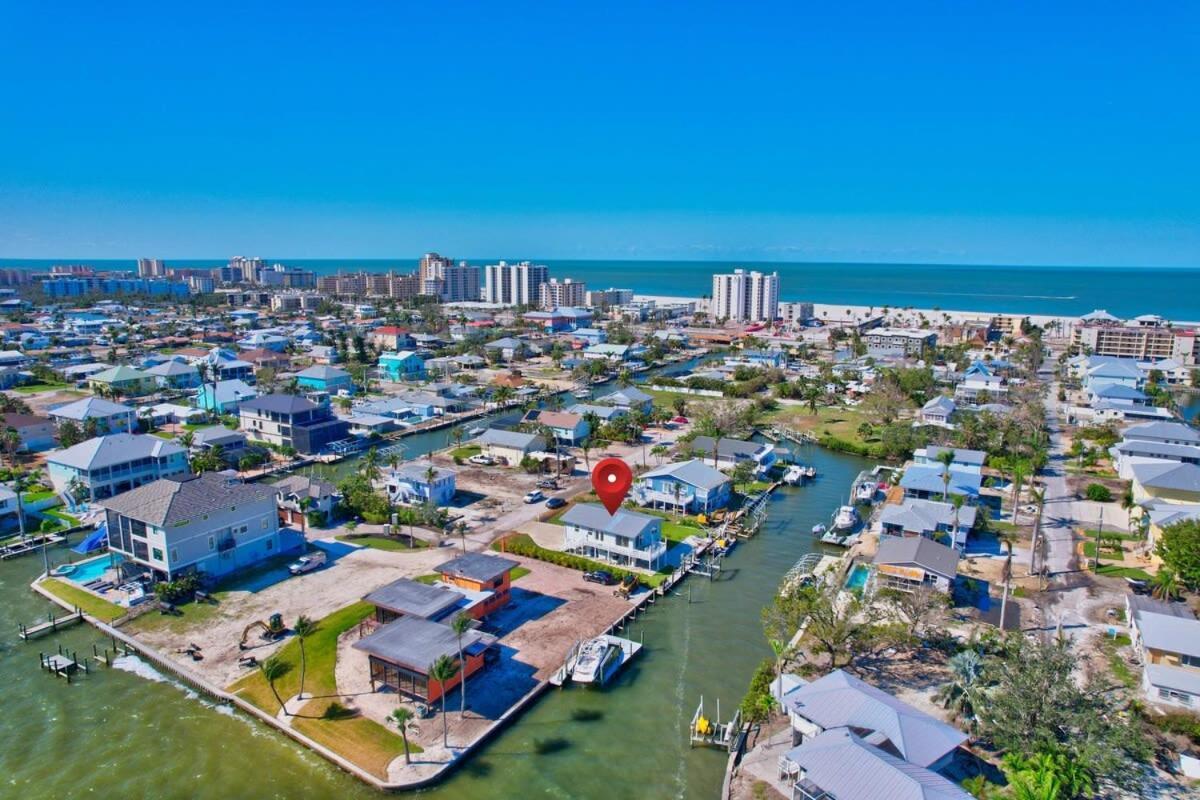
[296,365,354,394]
[634,459,732,515]
[384,464,456,506]
[196,379,258,413]
[379,351,426,381]
[899,465,982,503]
[145,359,201,389]
[572,328,607,346]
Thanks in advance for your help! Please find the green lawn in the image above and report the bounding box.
[13,382,69,394]
[510,565,531,581]
[151,431,178,440]
[40,578,125,621]
[44,509,80,527]
[227,600,417,779]
[229,600,374,709]
[413,573,440,585]
[1095,563,1153,581]
[450,444,481,460]
[21,490,57,503]
[292,698,422,779]
[335,534,428,551]
[766,404,875,442]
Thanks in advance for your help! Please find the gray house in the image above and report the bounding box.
[561,503,666,571]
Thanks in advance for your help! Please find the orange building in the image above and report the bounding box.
[353,615,494,703]
[436,553,518,618]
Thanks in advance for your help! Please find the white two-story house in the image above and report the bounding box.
[561,503,667,571]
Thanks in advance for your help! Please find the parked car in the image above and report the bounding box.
[537,478,560,489]
[288,551,327,575]
[468,454,496,466]
[545,497,566,509]
[523,490,545,504]
[583,569,615,585]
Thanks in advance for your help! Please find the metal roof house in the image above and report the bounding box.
[435,553,519,618]
[1125,594,1200,709]
[238,394,349,455]
[777,669,969,800]
[353,614,495,704]
[690,435,778,476]
[899,466,981,503]
[47,433,189,500]
[363,577,467,623]
[384,463,457,506]
[48,396,136,435]
[879,499,977,551]
[634,459,732,515]
[871,536,960,593]
[561,503,667,571]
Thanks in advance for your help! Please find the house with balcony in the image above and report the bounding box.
[522,409,590,445]
[561,503,667,571]
[47,433,189,500]
[197,348,255,383]
[634,459,731,515]
[238,394,350,454]
[689,436,778,476]
[378,350,426,381]
[48,397,137,436]
[295,364,353,394]
[879,498,977,551]
[1110,421,1200,479]
[776,670,969,800]
[145,359,201,390]
[384,463,457,506]
[87,365,156,397]
[870,536,959,594]
[1126,595,1200,709]
[272,474,338,527]
[101,473,286,581]
[918,395,957,428]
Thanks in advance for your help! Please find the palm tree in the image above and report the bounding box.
[428,654,460,748]
[450,614,473,715]
[1009,463,1026,524]
[936,449,955,501]
[998,529,1015,632]
[389,707,418,765]
[259,655,290,716]
[651,444,668,465]
[934,649,982,728]
[949,494,966,546]
[671,482,683,516]
[1151,568,1181,601]
[1120,486,1137,526]
[361,446,381,483]
[293,615,316,700]
[1027,488,1045,577]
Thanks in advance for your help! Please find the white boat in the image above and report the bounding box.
[571,637,621,684]
[467,426,485,436]
[832,505,859,531]
[572,388,592,399]
[854,480,876,503]
[783,465,805,485]
[811,523,827,536]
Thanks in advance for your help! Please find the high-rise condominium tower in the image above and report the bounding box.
[710,269,780,322]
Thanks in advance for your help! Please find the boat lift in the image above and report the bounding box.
[689,695,742,750]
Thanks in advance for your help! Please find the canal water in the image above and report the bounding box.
[0,358,873,799]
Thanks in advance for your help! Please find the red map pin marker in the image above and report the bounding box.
[593,457,633,515]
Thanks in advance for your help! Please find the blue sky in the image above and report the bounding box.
[0,1,1197,265]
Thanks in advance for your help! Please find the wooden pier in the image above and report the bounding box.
[39,643,90,682]
[19,608,84,640]
[1,533,65,560]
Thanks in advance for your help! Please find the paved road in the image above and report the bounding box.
[1039,377,1082,576]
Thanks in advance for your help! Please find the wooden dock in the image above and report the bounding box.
[19,608,84,640]
[1,533,65,560]
[39,645,90,682]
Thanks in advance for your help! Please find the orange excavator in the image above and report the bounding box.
[239,613,286,649]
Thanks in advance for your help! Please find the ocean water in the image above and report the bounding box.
[3,258,1199,320]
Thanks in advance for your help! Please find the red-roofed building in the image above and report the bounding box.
[368,326,412,350]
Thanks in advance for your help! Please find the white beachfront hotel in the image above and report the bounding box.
[710,269,779,323]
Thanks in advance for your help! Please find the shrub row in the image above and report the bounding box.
[495,534,641,586]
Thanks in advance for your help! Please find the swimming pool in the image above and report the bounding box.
[63,554,123,585]
[845,564,870,591]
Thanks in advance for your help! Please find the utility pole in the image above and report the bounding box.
[1093,508,1104,572]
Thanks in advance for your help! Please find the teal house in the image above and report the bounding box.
[379,351,425,381]
[296,365,354,394]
